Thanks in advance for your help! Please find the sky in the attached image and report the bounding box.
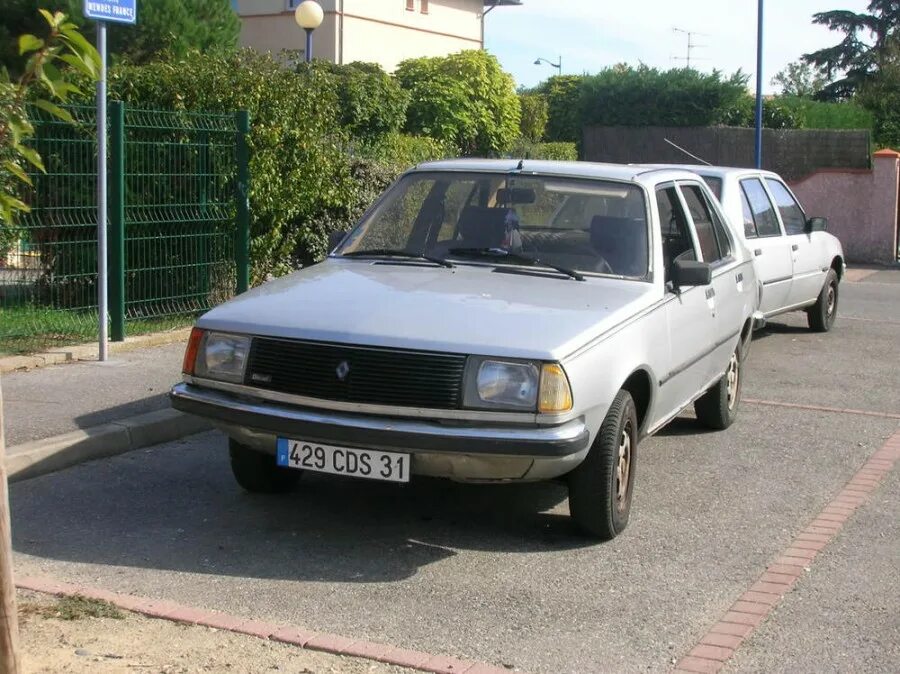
[483,0,871,92]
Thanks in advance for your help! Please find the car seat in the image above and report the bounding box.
[456,206,514,249]
[590,215,649,276]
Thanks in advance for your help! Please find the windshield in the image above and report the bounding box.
[335,171,650,278]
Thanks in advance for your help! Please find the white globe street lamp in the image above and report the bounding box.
[294,1,324,63]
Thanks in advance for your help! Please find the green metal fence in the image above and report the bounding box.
[0,103,249,356]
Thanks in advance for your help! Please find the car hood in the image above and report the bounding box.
[198,259,659,360]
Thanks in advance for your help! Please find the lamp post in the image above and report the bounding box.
[755,0,764,168]
[294,0,324,63]
[534,56,562,75]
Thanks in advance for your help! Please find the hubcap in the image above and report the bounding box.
[826,284,836,317]
[615,423,632,509]
[726,351,740,411]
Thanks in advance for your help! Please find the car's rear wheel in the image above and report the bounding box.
[694,344,742,430]
[807,269,838,332]
[229,439,301,493]
[568,389,637,540]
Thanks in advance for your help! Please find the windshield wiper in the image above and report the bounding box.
[341,248,454,268]
[446,247,584,281]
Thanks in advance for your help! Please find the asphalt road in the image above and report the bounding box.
[9,271,900,673]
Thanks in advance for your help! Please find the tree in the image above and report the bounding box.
[395,50,521,157]
[1,9,100,223]
[771,60,829,97]
[802,0,900,100]
[517,92,548,142]
[0,0,239,74]
[855,38,900,146]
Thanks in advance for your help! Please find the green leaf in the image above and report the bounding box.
[58,53,96,79]
[38,8,56,27]
[32,98,75,123]
[18,34,44,55]
[16,145,45,173]
[3,160,33,186]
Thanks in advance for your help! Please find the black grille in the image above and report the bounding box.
[245,337,467,409]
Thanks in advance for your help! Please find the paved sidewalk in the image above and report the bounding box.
[2,341,187,447]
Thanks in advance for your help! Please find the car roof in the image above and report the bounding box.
[412,158,708,186]
[636,163,782,180]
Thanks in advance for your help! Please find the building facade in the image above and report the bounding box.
[235,0,520,72]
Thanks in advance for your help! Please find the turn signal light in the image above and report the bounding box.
[538,363,573,413]
[182,327,204,375]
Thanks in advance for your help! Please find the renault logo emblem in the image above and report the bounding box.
[335,361,350,381]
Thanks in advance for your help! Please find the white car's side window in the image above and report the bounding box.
[655,184,697,280]
[765,179,807,236]
[679,183,730,264]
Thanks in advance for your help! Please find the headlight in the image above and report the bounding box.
[193,331,251,383]
[463,358,573,413]
[475,360,539,408]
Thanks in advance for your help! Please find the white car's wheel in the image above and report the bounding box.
[807,269,838,332]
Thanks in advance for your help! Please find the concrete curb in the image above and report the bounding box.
[16,575,509,674]
[5,408,211,483]
[0,327,193,374]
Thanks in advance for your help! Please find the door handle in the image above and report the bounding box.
[754,248,763,256]
[791,244,799,251]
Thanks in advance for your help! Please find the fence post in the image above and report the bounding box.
[235,110,250,294]
[109,101,126,341]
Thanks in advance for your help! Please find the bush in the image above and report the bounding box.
[518,93,548,142]
[535,75,585,143]
[296,60,409,139]
[579,65,750,128]
[509,139,578,161]
[777,96,873,130]
[354,132,454,172]
[107,50,355,282]
[395,50,520,156]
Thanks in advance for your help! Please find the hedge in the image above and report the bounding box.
[509,139,578,161]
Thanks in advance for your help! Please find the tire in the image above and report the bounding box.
[229,439,301,494]
[568,390,638,540]
[807,269,838,332]
[694,344,742,430]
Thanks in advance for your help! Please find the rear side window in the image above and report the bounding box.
[680,184,723,263]
[702,176,722,200]
[740,178,781,237]
[765,178,806,235]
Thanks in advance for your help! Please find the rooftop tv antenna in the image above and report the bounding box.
[672,27,709,69]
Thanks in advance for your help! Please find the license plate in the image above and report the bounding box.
[276,438,410,483]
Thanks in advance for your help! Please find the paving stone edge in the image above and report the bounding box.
[5,408,211,483]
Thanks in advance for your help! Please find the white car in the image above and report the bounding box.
[649,165,845,332]
[172,160,759,540]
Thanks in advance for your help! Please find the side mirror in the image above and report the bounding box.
[805,216,827,233]
[328,230,348,252]
[672,259,712,288]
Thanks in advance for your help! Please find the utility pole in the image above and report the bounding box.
[672,27,708,69]
[0,378,20,673]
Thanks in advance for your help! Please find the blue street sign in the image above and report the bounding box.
[83,0,137,25]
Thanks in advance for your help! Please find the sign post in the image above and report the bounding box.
[83,0,137,361]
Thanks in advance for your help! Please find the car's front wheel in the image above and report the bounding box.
[568,389,637,540]
[229,439,302,493]
[694,344,742,430]
[807,269,838,332]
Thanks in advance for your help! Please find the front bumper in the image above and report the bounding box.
[170,383,591,480]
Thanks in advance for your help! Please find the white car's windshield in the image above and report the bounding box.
[335,172,650,278]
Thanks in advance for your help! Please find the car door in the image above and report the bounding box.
[654,183,718,418]
[739,177,793,316]
[678,181,745,373]
[763,177,825,306]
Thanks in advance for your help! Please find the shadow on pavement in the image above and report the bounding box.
[72,392,171,431]
[10,432,592,584]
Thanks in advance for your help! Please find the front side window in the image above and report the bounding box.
[740,189,758,238]
[765,178,806,235]
[656,185,696,279]
[680,184,722,263]
[740,178,781,237]
[337,172,651,278]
